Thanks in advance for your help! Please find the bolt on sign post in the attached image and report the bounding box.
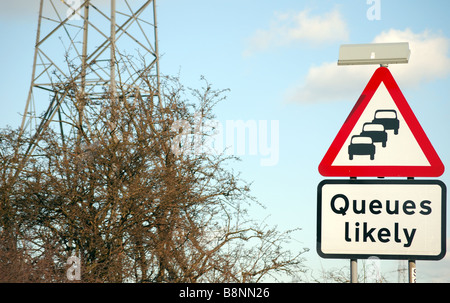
[318,43,446,283]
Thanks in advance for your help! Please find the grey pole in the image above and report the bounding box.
[407,177,416,283]
[408,260,416,283]
[350,259,358,283]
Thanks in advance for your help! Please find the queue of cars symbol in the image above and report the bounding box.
[348,109,400,160]
[373,109,400,135]
[361,122,387,147]
[348,135,376,160]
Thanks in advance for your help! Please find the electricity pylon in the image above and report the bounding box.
[18,0,160,168]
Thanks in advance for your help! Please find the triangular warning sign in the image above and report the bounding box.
[319,67,444,177]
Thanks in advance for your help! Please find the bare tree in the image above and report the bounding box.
[0,59,307,282]
[308,261,390,283]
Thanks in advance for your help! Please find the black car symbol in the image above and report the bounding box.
[360,122,387,147]
[372,109,400,135]
[348,135,375,160]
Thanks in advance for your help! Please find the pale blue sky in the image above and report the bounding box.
[1,0,450,282]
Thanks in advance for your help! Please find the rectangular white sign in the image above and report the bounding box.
[317,180,446,260]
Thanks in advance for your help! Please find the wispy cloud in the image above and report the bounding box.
[243,9,349,57]
[286,28,450,103]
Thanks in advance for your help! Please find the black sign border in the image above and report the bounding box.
[317,179,446,260]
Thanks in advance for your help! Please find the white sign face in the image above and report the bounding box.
[317,180,446,260]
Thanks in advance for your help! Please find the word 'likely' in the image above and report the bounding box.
[345,222,416,247]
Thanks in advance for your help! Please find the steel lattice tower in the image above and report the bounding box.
[19,0,160,165]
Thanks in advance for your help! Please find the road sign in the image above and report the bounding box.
[319,67,444,177]
[317,179,446,260]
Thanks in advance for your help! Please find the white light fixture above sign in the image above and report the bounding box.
[338,42,410,66]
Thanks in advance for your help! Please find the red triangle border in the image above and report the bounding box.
[318,67,444,177]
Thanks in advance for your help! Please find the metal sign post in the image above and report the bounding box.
[350,259,358,283]
[409,260,416,283]
[408,177,416,283]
